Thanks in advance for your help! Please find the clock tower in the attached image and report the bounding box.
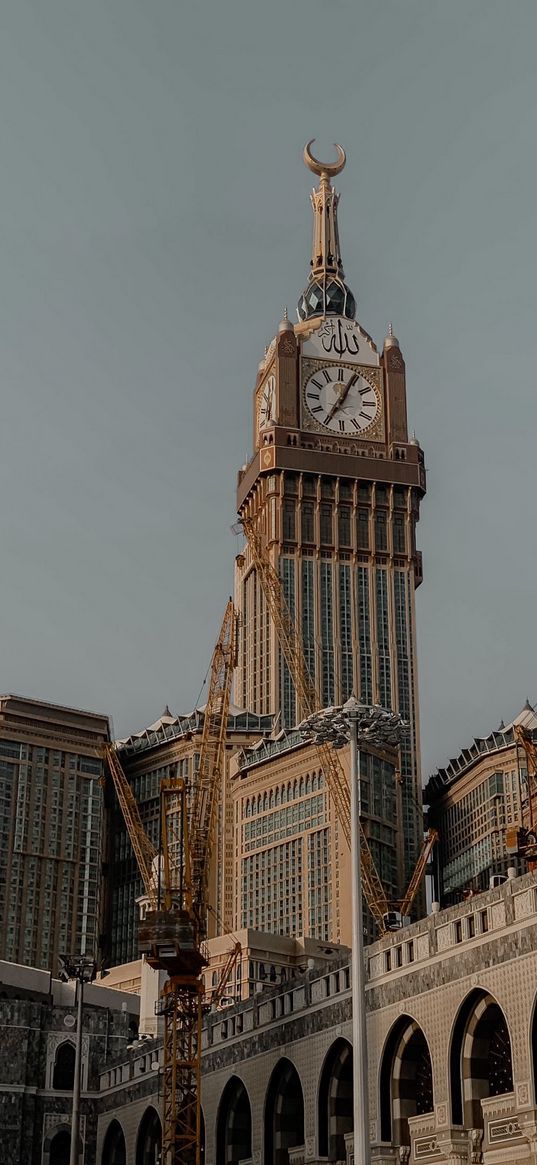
[235,143,426,875]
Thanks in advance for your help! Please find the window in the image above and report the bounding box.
[320,504,333,545]
[393,514,406,553]
[53,1042,75,1090]
[454,919,463,943]
[375,511,387,552]
[283,500,296,541]
[357,509,369,550]
[338,506,351,547]
[301,502,315,543]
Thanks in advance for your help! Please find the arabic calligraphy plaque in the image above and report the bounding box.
[302,317,379,367]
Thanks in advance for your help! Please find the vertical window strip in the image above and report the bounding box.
[320,562,335,706]
[301,560,315,690]
[307,828,331,940]
[375,568,391,709]
[281,558,296,728]
[357,567,373,704]
[339,564,353,701]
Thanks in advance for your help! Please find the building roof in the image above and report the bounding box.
[116,705,273,757]
[424,701,537,802]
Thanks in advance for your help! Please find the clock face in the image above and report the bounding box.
[259,374,276,428]
[303,365,379,435]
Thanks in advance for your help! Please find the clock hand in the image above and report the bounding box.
[326,373,358,422]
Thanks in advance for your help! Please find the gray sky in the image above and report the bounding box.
[1,0,536,779]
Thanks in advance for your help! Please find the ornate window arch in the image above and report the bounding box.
[264,1057,305,1165]
[136,1105,161,1165]
[318,1037,353,1160]
[101,1119,127,1165]
[379,1015,434,1145]
[449,989,513,1129]
[43,1124,72,1165]
[52,1041,76,1090]
[216,1074,252,1165]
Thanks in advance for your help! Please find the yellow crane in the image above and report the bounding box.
[398,828,438,917]
[240,515,433,928]
[105,598,238,1165]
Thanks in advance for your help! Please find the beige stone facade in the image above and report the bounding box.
[230,734,403,945]
[93,871,537,1165]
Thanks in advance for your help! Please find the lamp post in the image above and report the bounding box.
[58,955,97,1165]
[300,697,406,1165]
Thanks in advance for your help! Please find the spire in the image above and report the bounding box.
[384,321,400,349]
[278,306,293,334]
[297,140,356,322]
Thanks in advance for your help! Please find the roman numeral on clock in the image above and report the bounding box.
[311,405,323,414]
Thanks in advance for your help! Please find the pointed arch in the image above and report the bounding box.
[101,1120,127,1165]
[318,1037,353,1160]
[264,1057,305,1165]
[52,1041,76,1090]
[136,1106,161,1165]
[379,1015,433,1145]
[48,1129,71,1165]
[450,988,513,1128]
[216,1075,252,1165]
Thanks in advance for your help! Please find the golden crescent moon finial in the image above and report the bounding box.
[303,139,346,180]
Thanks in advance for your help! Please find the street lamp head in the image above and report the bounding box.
[299,699,408,749]
[57,954,98,984]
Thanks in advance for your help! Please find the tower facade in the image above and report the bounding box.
[235,144,426,874]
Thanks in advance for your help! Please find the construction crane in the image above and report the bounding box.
[398,828,438,917]
[105,598,238,1165]
[240,515,431,929]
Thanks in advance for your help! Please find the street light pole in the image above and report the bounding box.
[69,977,84,1165]
[299,697,407,1165]
[349,713,370,1165]
[58,955,97,1165]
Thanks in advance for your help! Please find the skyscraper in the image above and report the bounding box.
[235,143,426,875]
[0,694,110,972]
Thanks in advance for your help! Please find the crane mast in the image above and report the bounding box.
[104,742,157,904]
[190,600,238,935]
[106,600,238,1165]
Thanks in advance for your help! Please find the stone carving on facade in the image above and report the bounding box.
[517,1080,531,1107]
[435,1103,448,1128]
[468,1128,483,1162]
